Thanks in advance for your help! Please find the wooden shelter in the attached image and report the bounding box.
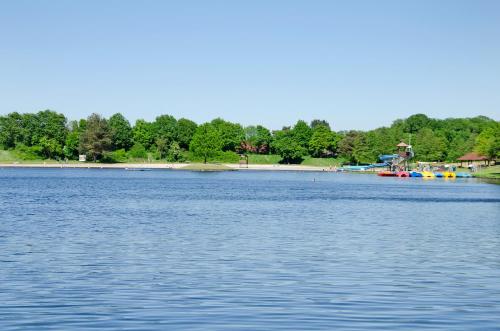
[457,152,489,167]
[396,141,408,148]
[396,141,409,158]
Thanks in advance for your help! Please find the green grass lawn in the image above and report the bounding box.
[1,148,347,168]
[248,154,344,167]
[0,150,17,162]
[300,157,344,167]
[247,154,282,164]
[0,150,76,164]
[474,165,500,179]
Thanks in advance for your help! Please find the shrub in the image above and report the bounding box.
[101,149,128,163]
[13,144,43,160]
[128,143,147,159]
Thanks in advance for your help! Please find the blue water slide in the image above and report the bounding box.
[378,154,399,162]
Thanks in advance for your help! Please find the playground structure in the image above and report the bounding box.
[338,140,414,172]
[378,141,414,172]
[338,139,473,178]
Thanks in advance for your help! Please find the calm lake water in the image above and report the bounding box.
[0,168,499,330]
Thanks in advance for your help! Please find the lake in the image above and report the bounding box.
[0,168,499,330]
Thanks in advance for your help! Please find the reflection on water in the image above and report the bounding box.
[1,169,499,330]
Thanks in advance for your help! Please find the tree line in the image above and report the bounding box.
[0,111,498,164]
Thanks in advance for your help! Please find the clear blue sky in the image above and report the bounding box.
[1,0,499,130]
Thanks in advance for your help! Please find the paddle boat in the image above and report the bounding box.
[456,172,472,178]
[397,171,410,177]
[443,171,456,178]
[434,172,444,178]
[410,171,423,177]
[421,171,435,178]
[378,171,397,177]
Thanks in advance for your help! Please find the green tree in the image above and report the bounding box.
[351,132,373,164]
[413,128,447,161]
[309,126,339,157]
[133,119,156,149]
[167,141,183,162]
[271,130,306,164]
[19,113,39,146]
[337,131,362,162]
[210,118,245,151]
[32,110,67,147]
[0,111,67,149]
[155,115,177,145]
[444,130,476,161]
[39,136,62,159]
[176,118,197,149]
[364,127,401,161]
[79,114,112,161]
[292,120,313,149]
[0,113,23,148]
[109,113,133,150]
[63,120,84,160]
[63,131,80,159]
[404,114,432,133]
[475,126,500,160]
[310,119,331,131]
[190,123,223,163]
[155,137,168,159]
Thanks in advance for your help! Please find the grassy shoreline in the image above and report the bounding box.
[2,150,498,176]
[0,149,345,168]
[0,162,337,172]
[473,165,500,179]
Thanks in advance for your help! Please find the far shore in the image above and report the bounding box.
[0,162,343,172]
[2,162,497,179]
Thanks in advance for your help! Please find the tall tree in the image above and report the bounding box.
[39,136,62,159]
[337,131,361,162]
[109,113,133,150]
[190,123,223,163]
[176,118,197,149]
[309,126,339,157]
[155,115,177,145]
[475,126,500,160]
[271,130,306,164]
[133,119,156,149]
[351,132,373,164]
[63,121,82,160]
[155,137,168,159]
[210,118,245,151]
[167,141,183,162]
[33,110,67,147]
[0,113,23,148]
[403,113,432,133]
[310,119,331,131]
[292,120,313,149]
[413,128,447,161]
[79,114,112,161]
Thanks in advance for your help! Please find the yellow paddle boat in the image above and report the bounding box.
[443,171,456,178]
[421,171,435,178]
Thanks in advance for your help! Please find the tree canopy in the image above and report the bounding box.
[109,113,133,150]
[79,113,112,161]
[189,123,223,163]
[0,110,498,164]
